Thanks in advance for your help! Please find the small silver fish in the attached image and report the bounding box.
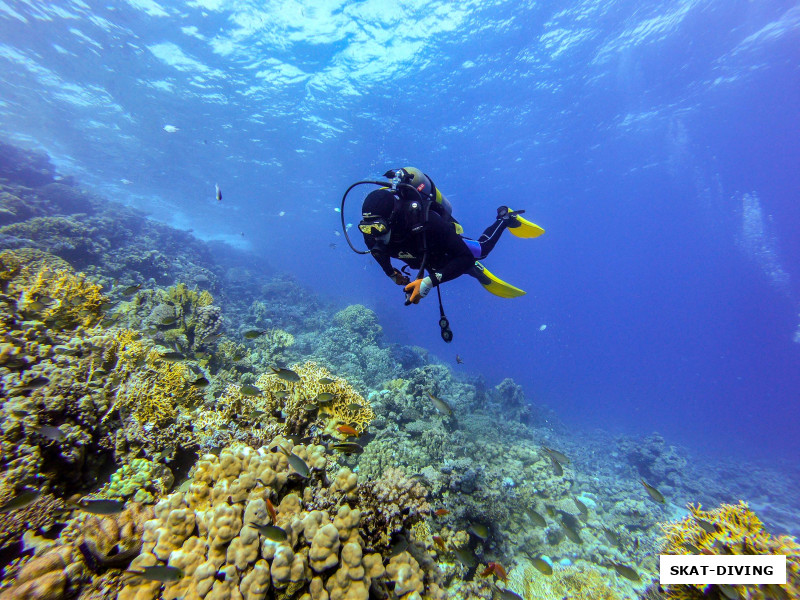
[243,329,265,339]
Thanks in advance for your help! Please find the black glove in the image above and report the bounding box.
[390,268,410,286]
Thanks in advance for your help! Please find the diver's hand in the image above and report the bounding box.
[390,268,410,286]
[404,277,432,304]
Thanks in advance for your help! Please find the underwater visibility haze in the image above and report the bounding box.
[1,1,799,599]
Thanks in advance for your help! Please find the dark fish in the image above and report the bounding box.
[10,409,30,418]
[456,354,463,364]
[315,392,334,404]
[453,547,476,567]
[683,542,701,554]
[302,403,318,412]
[158,351,186,361]
[602,527,621,548]
[611,563,639,582]
[127,565,184,582]
[550,456,563,476]
[0,490,41,513]
[239,384,261,397]
[318,377,335,385]
[13,376,50,391]
[248,523,287,542]
[717,585,741,600]
[427,392,452,416]
[469,523,489,540]
[330,442,363,455]
[542,446,570,465]
[640,479,665,504]
[274,390,289,400]
[497,590,523,600]
[270,367,300,382]
[215,184,222,202]
[201,332,223,343]
[390,535,409,556]
[160,317,178,326]
[526,508,547,527]
[559,519,582,544]
[34,425,66,442]
[573,496,589,517]
[530,557,553,575]
[347,402,362,411]
[73,498,126,515]
[191,376,210,388]
[243,329,265,339]
[695,518,720,535]
[121,284,141,296]
[26,300,46,311]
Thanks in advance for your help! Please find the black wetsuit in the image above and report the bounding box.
[365,211,474,285]
[364,210,510,286]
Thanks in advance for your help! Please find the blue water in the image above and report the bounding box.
[1,1,798,463]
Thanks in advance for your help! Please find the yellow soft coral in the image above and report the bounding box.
[508,561,636,600]
[659,501,800,600]
[0,249,107,328]
[107,330,203,425]
[255,361,374,434]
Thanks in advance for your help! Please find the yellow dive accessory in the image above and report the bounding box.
[472,262,526,298]
[507,208,545,239]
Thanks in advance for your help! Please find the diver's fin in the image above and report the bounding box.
[508,208,545,239]
[470,262,526,298]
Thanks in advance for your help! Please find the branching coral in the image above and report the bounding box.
[507,560,638,600]
[659,501,800,600]
[0,248,107,328]
[209,361,375,439]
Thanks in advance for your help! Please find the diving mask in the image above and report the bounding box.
[358,218,389,235]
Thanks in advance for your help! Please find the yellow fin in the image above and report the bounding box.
[471,262,525,298]
[508,209,545,238]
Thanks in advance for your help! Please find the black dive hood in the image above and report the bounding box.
[340,170,425,255]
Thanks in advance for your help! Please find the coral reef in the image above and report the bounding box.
[659,501,800,600]
[114,440,443,600]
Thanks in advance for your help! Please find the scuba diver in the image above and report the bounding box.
[341,167,544,341]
